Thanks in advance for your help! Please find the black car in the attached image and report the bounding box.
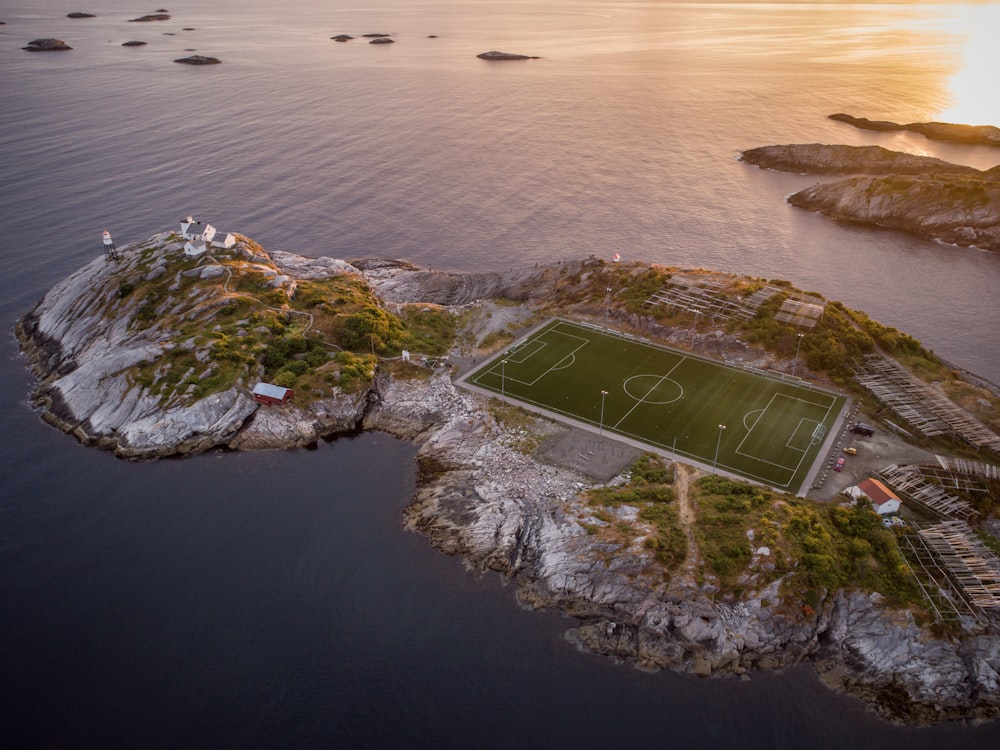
[850,423,875,437]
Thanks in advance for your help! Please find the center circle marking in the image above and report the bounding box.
[623,374,684,405]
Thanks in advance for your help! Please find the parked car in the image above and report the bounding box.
[834,457,846,472]
[843,447,857,455]
[851,423,875,437]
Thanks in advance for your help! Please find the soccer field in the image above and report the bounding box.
[463,319,845,492]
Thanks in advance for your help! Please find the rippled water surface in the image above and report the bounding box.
[1,2,999,747]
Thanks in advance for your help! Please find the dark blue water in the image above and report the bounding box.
[2,2,1000,746]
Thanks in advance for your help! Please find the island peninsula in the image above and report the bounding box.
[741,143,1000,253]
[16,223,1000,725]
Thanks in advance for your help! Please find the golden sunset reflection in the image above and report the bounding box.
[931,4,1000,126]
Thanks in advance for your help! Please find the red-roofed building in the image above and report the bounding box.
[252,382,294,406]
[857,477,901,515]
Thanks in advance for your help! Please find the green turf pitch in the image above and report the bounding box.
[464,319,844,492]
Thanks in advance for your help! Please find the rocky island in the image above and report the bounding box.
[174,55,221,65]
[477,50,539,60]
[16,224,1000,725]
[22,38,73,51]
[829,113,1000,148]
[741,143,1000,252]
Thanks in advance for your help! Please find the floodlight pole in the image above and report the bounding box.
[501,359,508,404]
[713,424,726,474]
[792,332,804,378]
[599,390,609,435]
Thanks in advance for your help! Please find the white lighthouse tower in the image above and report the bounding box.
[102,230,120,262]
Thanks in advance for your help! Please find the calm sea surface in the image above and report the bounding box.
[1,2,999,747]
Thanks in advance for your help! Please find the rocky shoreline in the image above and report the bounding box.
[16,232,1000,725]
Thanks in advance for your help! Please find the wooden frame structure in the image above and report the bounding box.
[878,464,978,522]
[852,354,1000,453]
[912,521,1000,614]
[644,278,783,322]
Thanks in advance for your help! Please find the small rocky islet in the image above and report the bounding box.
[174,55,221,65]
[22,38,73,51]
[15,223,1000,726]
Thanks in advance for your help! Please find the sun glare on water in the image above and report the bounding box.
[935,4,1000,127]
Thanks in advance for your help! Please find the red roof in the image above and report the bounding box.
[857,477,899,507]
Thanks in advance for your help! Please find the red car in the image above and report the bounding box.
[834,457,846,472]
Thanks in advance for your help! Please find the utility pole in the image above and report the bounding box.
[599,390,609,435]
[792,332,804,378]
[713,424,726,474]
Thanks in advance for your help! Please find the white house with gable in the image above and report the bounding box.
[180,216,236,257]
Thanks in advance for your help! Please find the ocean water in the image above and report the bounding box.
[1,2,999,747]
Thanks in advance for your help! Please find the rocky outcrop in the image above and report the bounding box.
[15,232,372,457]
[23,38,73,51]
[67,12,96,19]
[477,50,538,60]
[331,34,353,42]
[369,37,394,45]
[816,590,1000,724]
[122,41,147,47]
[788,175,1000,252]
[830,113,1000,148]
[741,143,1000,252]
[129,13,170,22]
[353,257,571,305]
[740,144,981,176]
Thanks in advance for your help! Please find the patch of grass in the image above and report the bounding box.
[584,454,685,572]
[398,304,458,356]
[478,329,515,354]
[691,475,922,607]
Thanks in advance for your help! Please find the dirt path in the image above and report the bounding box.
[670,463,703,591]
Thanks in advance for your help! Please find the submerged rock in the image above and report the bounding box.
[369,37,394,45]
[331,34,354,42]
[129,13,170,22]
[67,12,96,18]
[122,40,147,47]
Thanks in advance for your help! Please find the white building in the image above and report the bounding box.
[180,216,236,256]
[854,477,902,516]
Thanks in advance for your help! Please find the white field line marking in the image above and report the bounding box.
[742,409,763,432]
[525,330,590,386]
[733,391,838,486]
[613,357,686,430]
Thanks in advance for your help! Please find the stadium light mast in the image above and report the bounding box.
[599,390,609,435]
[713,424,726,474]
[501,359,508,404]
[792,332,804,378]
